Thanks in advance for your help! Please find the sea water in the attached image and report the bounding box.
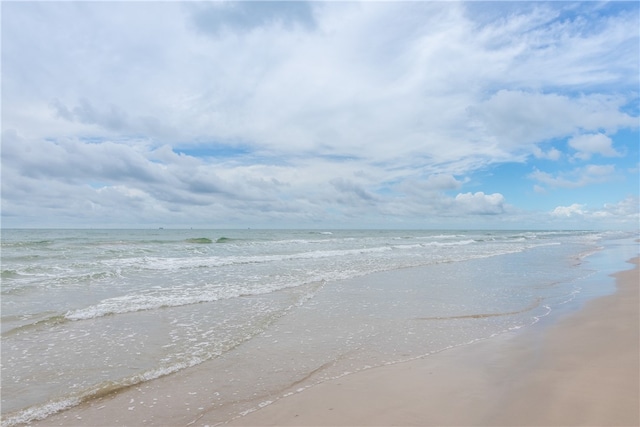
[0,229,635,425]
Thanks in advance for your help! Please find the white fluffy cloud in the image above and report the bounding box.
[550,197,639,226]
[596,197,640,219]
[568,133,622,160]
[551,204,586,217]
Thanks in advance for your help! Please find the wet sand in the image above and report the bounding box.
[226,258,639,426]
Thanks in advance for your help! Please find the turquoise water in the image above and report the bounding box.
[0,229,635,425]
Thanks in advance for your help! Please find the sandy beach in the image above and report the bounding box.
[225,257,639,427]
[23,255,639,427]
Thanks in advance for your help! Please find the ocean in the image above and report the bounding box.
[1,229,637,426]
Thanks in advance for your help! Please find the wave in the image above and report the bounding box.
[390,240,475,250]
[3,331,258,427]
[1,269,20,279]
[64,291,225,321]
[1,240,53,248]
[105,245,395,272]
[62,241,523,322]
[426,239,476,246]
[63,276,327,321]
[1,268,123,291]
[2,314,68,338]
[1,281,326,427]
[1,354,211,427]
[185,237,213,244]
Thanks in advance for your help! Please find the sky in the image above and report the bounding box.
[1,1,639,230]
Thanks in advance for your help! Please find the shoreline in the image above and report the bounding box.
[18,253,639,427]
[225,257,639,426]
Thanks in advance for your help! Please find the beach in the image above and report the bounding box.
[225,257,640,426]
[3,231,637,427]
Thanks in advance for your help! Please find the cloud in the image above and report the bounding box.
[397,174,464,197]
[188,1,316,35]
[595,197,640,219]
[533,185,547,194]
[529,164,616,189]
[470,2,640,89]
[533,146,562,161]
[2,132,162,185]
[568,133,622,160]
[454,192,506,215]
[50,98,131,133]
[330,178,378,205]
[551,204,586,217]
[6,3,637,160]
[1,1,638,228]
[550,197,639,225]
[469,91,636,149]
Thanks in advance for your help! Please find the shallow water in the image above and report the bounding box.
[0,229,634,425]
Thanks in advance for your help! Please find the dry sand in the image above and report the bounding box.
[225,258,639,427]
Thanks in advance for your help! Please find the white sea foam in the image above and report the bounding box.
[1,356,212,427]
[1,396,81,427]
[424,239,476,246]
[105,246,396,272]
[64,283,281,321]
